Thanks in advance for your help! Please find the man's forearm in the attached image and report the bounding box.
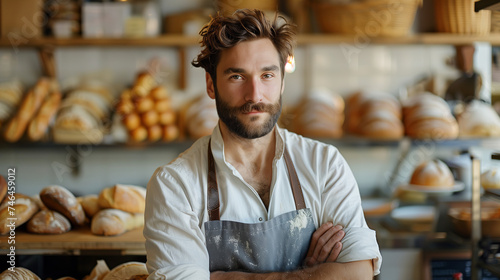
[210,260,373,280]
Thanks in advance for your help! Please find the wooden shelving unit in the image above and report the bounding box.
[1,33,500,48]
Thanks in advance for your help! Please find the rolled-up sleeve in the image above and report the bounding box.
[144,167,210,280]
[320,147,382,276]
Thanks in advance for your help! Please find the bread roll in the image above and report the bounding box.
[132,72,156,97]
[122,113,141,131]
[39,185,86,226]
[0,267,41,280]
[410,159,455,188]
[27,209,71,234]
[150,86,169,100]
[0,175,7,203]
[78,194,102,218]
[147,125,162,142]
[134,97,154,113]
[98,184,146,213]
[158,110,176,126]
[0,194,39,235]
[102,262,148,280]
[129,126,148,142]
[91,209,144,236]
[162,124,179,142]
[154,98,171,113]
[481,168,500,189]
[141,110,159,127]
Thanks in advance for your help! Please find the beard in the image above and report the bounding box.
[214,88,282,139]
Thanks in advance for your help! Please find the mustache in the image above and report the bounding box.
[240,102,278,113]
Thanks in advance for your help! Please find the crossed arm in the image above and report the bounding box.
[210,223,374,280]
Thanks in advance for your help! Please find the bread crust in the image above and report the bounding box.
[39,185,86,226]
[410,159,455,188]
[98,184,146,213]
[27,209,71,234]
[91,209,144,236]
[0,194,39,235]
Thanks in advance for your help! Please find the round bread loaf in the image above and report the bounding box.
[78,194,101,218]
[103,262,148,280]
[0,267,41,280]
[481,168,500,189]
[0,194,39,235]
[39,185,86,226]
[410,159,455,188]
[27,209,71,234]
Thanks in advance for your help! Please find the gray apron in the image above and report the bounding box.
[204,140,316,272]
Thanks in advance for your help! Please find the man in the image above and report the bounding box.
[144,9,382,279]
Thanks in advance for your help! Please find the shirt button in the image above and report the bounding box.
[259,217,263,221]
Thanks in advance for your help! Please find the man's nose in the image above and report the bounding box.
[245,77,263,103]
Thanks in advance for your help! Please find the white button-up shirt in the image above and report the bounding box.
[144,124,382,279]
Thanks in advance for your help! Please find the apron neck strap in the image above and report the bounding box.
[207,138,306,221]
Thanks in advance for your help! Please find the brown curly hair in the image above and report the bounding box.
[191,9,296,82]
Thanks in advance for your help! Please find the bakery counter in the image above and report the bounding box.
[0,227,146,255]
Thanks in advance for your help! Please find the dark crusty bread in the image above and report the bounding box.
[39,185,85,226]
[27,209,71,234]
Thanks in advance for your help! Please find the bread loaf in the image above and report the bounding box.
[178,94,218,139]
[0,194,39,235]
[291,88,344,139]
[27,90,62,141]
[102,262,148,280]
[481,168,500,189]
[0,267,41,280]
[98,184,146,213]
[78,194,102,218]
[27,209,71,234]
[410,159,455,188]
[91,209,144,236]
[402,92,458,140]
[457,100,500,138]
[3,78,53,142]
[39,185,86,226]
[0,175,7,202]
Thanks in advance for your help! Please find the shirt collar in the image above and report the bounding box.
[210,122,285,166]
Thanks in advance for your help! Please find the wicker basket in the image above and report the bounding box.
[217,0,278,16]
[434,0,491,35]
[312,0,421,36]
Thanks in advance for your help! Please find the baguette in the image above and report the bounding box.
[98,184,146,213]
[3,78,52,142]
[27,90,62,141]
[39,185,86,226]
[0,267,41,280]
[0,194,39,235]
[27,209,71,234]
[91,209,144,236]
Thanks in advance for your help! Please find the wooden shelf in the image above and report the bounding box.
[1,33,500,48]
[0,227,145,255]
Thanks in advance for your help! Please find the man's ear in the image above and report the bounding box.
[206,72,215,99]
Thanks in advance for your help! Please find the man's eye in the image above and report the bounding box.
[230,75,242,80]
[263,73,274,79]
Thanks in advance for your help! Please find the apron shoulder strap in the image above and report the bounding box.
[283,148,306,210]
[207,140,220,221]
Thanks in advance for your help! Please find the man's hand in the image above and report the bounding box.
[304,222,345,267]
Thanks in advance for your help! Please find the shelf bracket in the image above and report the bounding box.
[37,46,57,78]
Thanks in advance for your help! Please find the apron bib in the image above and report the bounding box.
[204,140,316,272]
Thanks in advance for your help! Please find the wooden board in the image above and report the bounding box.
[0,227,145,252]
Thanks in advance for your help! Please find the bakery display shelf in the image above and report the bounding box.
[479,261,500,278]
[0,227,145,255]
[485,189,500,201]
[1,33,500,48]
